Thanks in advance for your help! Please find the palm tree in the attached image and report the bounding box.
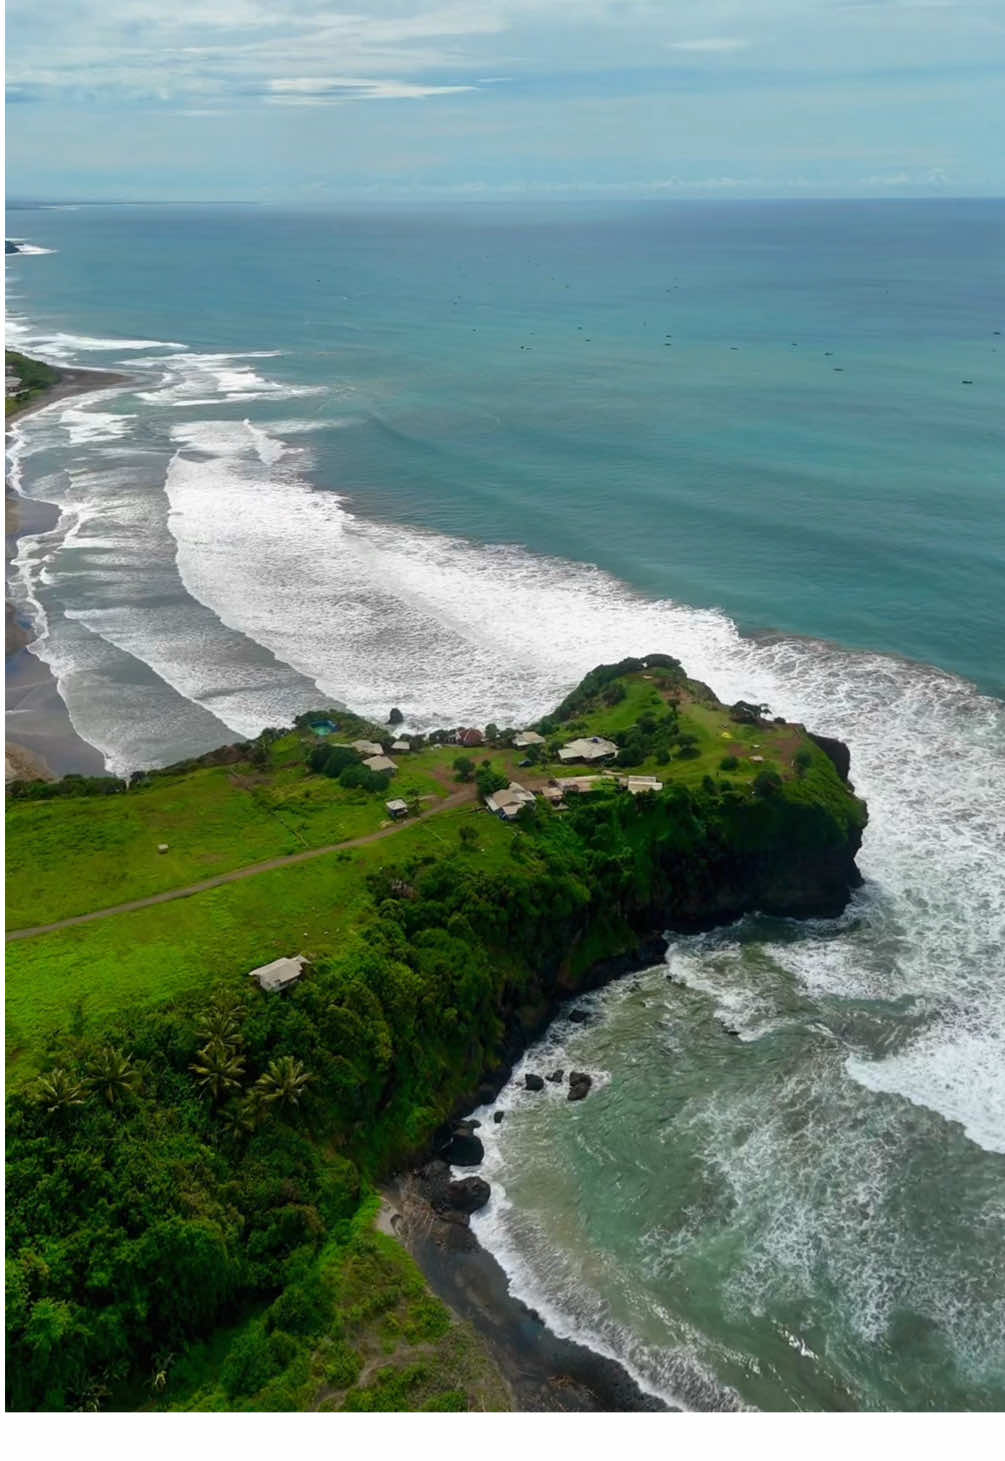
[253,1055,313,1111]
[196,1002,245,1049]
[190,1038,246,1102]
[219,1094,263,1140]
[87,1047,141,1105]
[33,1067,86,1116]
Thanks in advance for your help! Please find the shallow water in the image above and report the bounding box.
[6,199,1004,1409]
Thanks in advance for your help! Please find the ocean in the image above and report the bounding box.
[5,198,1004,1409]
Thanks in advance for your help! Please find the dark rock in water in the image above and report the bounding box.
[441,1217,478,1252]
[5,240,22,255]
[524,1072,545,1092]
[493,1109,505,1124]
[447,1176,491,1213]
[439,1207,470,1228]
[417,1158,452,1207]
[568,1008,590,1024]
[568,1071,593,1102]
[445,1130,485,1166]
[387,706,404,724]
[546,1069,565,1084]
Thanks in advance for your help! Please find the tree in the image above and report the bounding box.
[190,1039,246,1103]
[452,755,475,783]
[753,769,783,798]
[458,824,478,848]
[219,1095,262,1140]
[32,1068,86,1117]
[484,723,499,743]
[254,1056,313,1111]
[87,1047,141,1105]
[196,1002,246,1048]
[475,764,508,799]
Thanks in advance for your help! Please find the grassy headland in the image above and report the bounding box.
[5,349,60,420]
[5,656,867,1410]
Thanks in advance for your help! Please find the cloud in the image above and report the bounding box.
[668,38,750,53]
[267,76,478,104]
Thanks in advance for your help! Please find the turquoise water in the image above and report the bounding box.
[5,199,1005,1409]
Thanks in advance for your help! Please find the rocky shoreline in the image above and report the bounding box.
[385,933,673,1411]
[380,1173,670,1412]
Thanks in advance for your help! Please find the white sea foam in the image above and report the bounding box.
[59,404,137,445]
[6,241,58,255]
[134,351,324,406]
[5,316,186,360]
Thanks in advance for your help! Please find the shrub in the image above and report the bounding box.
[753,769,783,798]
[339,764,390,793]
[474,765,509,799]
[794,748,813,776]
[676,745,701,760]
[452,756,475,783]
[719,755,739,771]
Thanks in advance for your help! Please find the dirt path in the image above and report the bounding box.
[6,785,477,943]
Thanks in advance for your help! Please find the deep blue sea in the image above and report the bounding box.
[6,199,1005,1410]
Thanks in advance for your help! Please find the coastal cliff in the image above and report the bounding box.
[6,656,866,1411]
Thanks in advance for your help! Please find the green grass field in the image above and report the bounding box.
[5,806,514,1082]
[6,753,447,928]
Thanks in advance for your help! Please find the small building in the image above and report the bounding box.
[352,739,384,757]
[458,727,484,748]
[249,954,307,993]
[390,739,411,754]
[620,775,663,795]
[364,755,398,775]
[386,798,409,819]
[484,781,536,820]
[557,736,619,764]
[541,785,565,804]
[554,775,613,794]
[513,730,545,748]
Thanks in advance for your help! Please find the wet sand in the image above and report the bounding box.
[6,362,127,780]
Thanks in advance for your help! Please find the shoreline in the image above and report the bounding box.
[379,1180,670,1412]
[5,360,128,781]
[391,936,675,1412]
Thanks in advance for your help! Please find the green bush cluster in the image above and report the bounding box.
[539,654,684,730]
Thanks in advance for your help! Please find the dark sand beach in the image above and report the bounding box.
[6,362,126,780]
[379,1185,668,1412]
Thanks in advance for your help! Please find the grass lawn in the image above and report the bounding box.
[6,756,447,928]
[5,806,514,1083]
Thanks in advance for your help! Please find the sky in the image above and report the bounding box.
[6,1,1005,201]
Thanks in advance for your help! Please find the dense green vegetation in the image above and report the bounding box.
[5,658,867,1410]
[5,349,60,419]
